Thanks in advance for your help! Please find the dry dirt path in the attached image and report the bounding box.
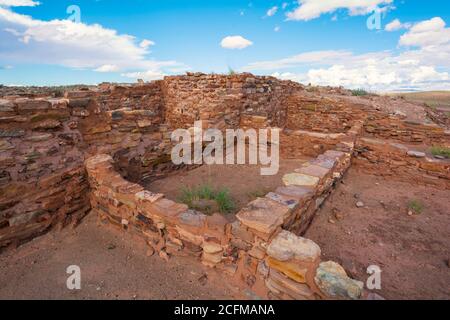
[0,214,236,300]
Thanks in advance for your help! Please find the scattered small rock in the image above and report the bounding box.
[159,250,169,262]
[107,243,116,250]
[146,246,155,257]
[356,201,364,208]
[198,273,208,286]
[407,151,426,158]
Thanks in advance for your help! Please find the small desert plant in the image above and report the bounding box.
[246,188,269,200]
[351,88,369,96]
[228,67,236,75]
[430,146,450,159]
[407,199,424,215]
[178,184,235,214]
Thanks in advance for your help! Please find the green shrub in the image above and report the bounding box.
[408,199,424,214]
[178,184,235,214]
[430,146,450,159]
[351,89,369,96]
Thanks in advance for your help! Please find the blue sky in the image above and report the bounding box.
[0,0,450,91]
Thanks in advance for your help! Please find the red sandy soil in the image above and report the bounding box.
[0,214,237,300]
[147,158,311,216]
[304,169,450,300]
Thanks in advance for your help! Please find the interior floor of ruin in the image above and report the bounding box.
[0,214,237,300]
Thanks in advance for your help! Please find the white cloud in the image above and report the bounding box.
[220,35,253,49]
[0,0,39,7]
[139,39,155,49]
[266,6,278,17]
[385,19,410,31]
[286,0,393,21]
[121,70,166,81]
[0,6,185,75]
[274,26,281,32]
[399,17,450,48]
[94,64,119,72]
[242,50,368,71]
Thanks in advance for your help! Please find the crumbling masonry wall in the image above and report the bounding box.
[1,73,449,299]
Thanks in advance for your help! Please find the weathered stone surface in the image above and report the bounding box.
[231,221,254,243]
[25,133,53,142]
[407,150,426,158]
[268,268,315,300]
[16,98,51,111]
[296,164,330,179]
[176,225,203,246]
[236,198,290,237]
[275,185,314,202]
[265,192,298,210]
[314,261,364,300]
[205,213,228,234]
[310,155,337,169]
[0,99,14,112]
[202,241,223,254]
[282,173,319,187]
[0,139,14,151]
[267,230,321,263]
[135,190,164,203]
[0,129,25,138]
[178,210,206,228]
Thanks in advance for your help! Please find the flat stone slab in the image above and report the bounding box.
[135,190,164,203]
[323,150,345,161]
[282,173,319,187]
[265,192,298,210]
[295,164,330,179]
[407,150,426,158]
[310,155,336,169]
[236,198,290,236]
[267,230,321,263]
[275,185,315,202]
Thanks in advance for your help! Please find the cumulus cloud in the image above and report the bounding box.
[121,70,167,81]
[244,16,450,92]
[220,35,253,49]
[266,6,278,17]
[385,19,411,31]
[399,17,450,48]
[0,5,185,77]
[139,39,155,49]
[286,0,393,21]
[0,0,39,7]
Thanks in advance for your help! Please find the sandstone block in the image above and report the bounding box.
[295,164,330,179]
[282,173,319,187]
[0,99,14,112]
[268,268,315,300]
[135,190,164,203]
[265,192,298,210]
[314,261,364,300]
[16,98,51,112]
[267,230,321,263]
[236,198,290,239]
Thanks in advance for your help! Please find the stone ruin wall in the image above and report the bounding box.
[0,73,303,250]
[1,73,449,300]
